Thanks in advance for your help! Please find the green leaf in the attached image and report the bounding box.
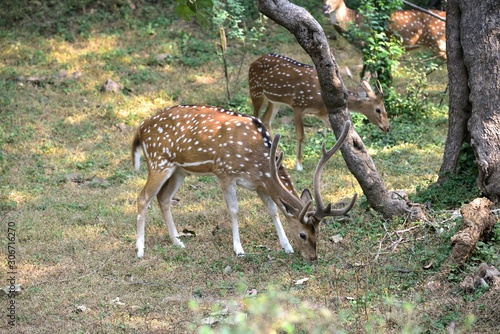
[173,0,214,24]
[174,3,195,21]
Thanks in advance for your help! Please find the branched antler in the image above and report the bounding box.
[310,120,357,221]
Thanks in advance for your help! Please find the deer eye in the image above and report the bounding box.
[299,232,307,240]
[376,108,382,114]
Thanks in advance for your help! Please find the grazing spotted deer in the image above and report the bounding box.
[132,105,356,261]
[249,53,388,171]
[323,0,446,60]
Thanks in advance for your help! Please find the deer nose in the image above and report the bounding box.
[323,5,331,14]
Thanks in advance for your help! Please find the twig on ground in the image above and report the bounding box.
[375,224,424,259]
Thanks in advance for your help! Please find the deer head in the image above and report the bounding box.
[249,53,388,171]
[132,105,356,261]
[323,0,446,60]
[323,0,362,29]
[348,79,387,131]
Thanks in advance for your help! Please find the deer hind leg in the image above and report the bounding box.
[257,190,294,254]
[293,108,306,171]
[136,168,175,258]
[260,101,280,133]
[436,39,447,60]
[157,168,186,249]
[220,179,245,256]
[251,91,265,118]
[405,29,423,49]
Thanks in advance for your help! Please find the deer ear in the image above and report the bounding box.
[300,189,312,203]
[279,198,295,216]
[357,85,367,99]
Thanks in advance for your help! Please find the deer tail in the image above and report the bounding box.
[132,130,142,171]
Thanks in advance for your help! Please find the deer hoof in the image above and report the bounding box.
[136,250,144,259]
[174,238,185,248]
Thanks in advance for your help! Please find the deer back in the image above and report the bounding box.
[389,10,446,60]
[249,54,326,114]
[323,0,446,60]
[135,106,291,185]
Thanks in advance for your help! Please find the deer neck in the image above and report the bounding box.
[346,98,371,117]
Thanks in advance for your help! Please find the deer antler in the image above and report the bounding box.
[269,135,289,192]
[270,134,314,222]
[309,120,357,222]
[269,134,296,193]
[376,80,384,96]
[271,127,356,225]
[360,79,376,97]
[269,134,283,184]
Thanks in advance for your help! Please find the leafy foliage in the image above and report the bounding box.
[212,0,245,41]
[192,286,342,333]
[386,59,442,119]
[347,0,405,85]
[174,0,214,27]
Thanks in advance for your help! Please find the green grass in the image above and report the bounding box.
[0,2,498,333]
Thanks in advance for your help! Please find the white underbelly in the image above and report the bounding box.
[236,178,257,191]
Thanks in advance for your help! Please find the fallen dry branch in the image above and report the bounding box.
[449,197,497,266]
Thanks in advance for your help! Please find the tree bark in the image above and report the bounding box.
[257,0,425,219]
[437,0,471,180]
[439,0,500,202]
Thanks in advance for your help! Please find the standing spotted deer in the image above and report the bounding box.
[249,53,388,171]
[132,105,356,261]
[323,0,446,60]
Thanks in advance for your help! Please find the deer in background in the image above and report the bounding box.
[132,105,356,262]
[249,53,389,171]
[323,0,447,60]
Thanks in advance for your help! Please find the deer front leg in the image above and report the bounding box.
[221,180,245,256]
[257,190,294,254]
[157,169,186,249]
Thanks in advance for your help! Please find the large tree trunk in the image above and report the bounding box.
[438,0,500,202]
[437,0,470,179]
[257,0,425,219]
